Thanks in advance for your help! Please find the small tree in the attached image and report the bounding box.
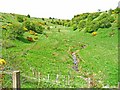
[27,14,30,18]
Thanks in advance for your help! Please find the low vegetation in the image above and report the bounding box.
[0,8,119,88]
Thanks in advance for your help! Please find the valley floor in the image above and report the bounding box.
[2,25,118,88]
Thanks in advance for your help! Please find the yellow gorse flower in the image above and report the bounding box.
[29,30,35,35]
[92,32,97,36]
[2,26,7,29]
[0,59,6,65]
[23,27,28,31]
[112,11,115,14]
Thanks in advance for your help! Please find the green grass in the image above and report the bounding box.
[1,12,118,88]
[3,26,118,88]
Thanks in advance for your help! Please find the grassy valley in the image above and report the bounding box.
[0,8,119,88]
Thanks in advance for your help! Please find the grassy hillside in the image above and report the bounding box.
[0,8,119,88]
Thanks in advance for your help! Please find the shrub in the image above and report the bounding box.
[78,20,86,31]
[114,7,120,14]
[85,21,100,33]
[97,13,109,20]
[42,18,44,21]
[108,16,115,23]
[35,24,44,34]
[3,22,25,39]
[16,15,25,23]
[87,12,100,21]
[108,9,113,15]
[23,19,31,30]
[23,19,44,34]
[74,13,89,20]
[27,14,30,18]
[72,24,77,31]
[49,17,52,19]
[99,18,112,28]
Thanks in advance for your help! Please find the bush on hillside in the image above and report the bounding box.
[23,19,31,30]
[85,21,100,33]
[114,7,120,14]
[2,22,25,40]
[73,13,89,21]
[23,19,44,34]
[27,14,30,18]
[72,24,77,31]
[16,15,25,23]
[97,13,109,20]
[99,17,112,28]
[87,12,100,21]
[78,20,86,31]
[108,9,113,15]
[108,16,115,23]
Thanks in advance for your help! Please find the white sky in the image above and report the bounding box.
[0,0,119,19]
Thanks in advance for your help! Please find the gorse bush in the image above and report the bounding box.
[73,13,89,21]
[78,20,86,31]
[27,14,30,18]
[97,13,108,20]
[23,19,31,30]
[99,18,111,28]
[2,22,25,40]
[85,22,99,33]
[8,22,25,39]
[114,7,120,14]
[70,11,116,33]
[16,15,25,23]
[72,24,77,31]
[87,12,100,21]
[23,19,44,34]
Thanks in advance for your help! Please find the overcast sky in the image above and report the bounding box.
[0,0,119,19]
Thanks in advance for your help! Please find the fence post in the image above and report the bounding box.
[12,71,20,90]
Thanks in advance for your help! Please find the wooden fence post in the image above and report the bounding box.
[12,71,20,90]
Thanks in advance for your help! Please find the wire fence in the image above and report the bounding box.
[1,69,119,88]
[0,70,97,88]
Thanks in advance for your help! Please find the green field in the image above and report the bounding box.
[0,9,119,88]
